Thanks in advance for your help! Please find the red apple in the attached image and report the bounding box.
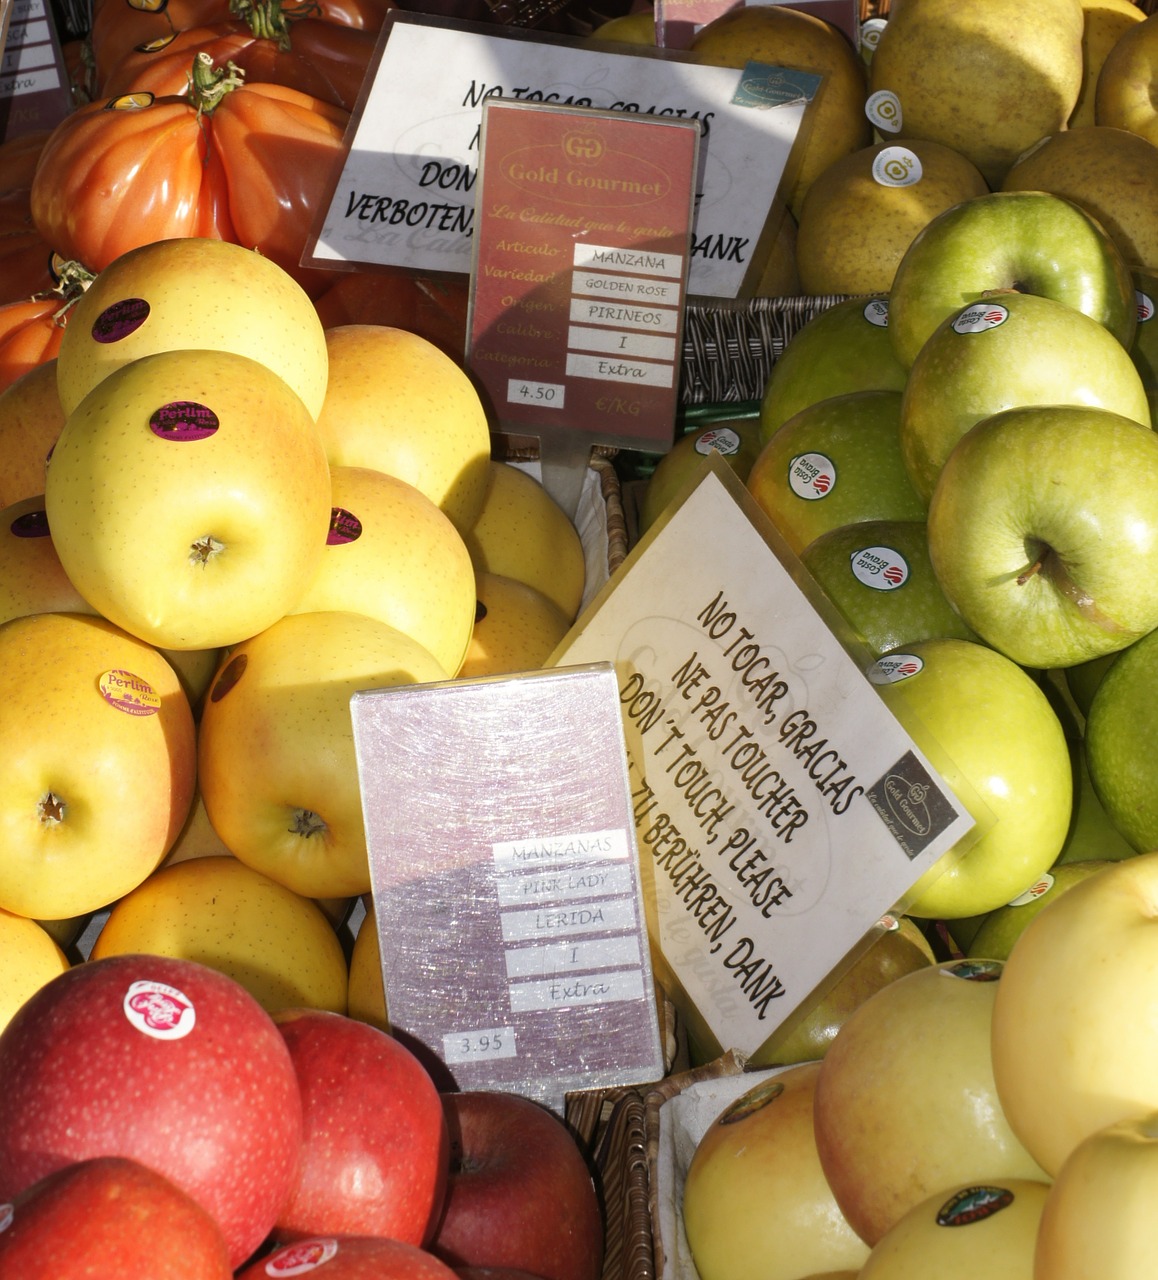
[238,1235,466,1279]
[273,1008,449,1244]
[0,1155,233,1279]
[0,953,304,1269]
[429,1091,603,1280]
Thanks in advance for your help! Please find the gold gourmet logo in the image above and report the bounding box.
[500,141,672,209]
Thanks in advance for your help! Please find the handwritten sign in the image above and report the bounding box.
[351,663,665,1112]
[305,12,818,299]
[553,460,976,1055]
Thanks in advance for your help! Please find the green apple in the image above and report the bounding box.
[888,190,1137,368]
[900,291,1150,502]
[1085,625,1158,850]
[1035,1112,1158,1280]
[681,1063,871,1280]
[857,1179,1051,1280]
[927,404,1158,669]
[869,638,1073,920]
[759,297,908,442]
[794,139,989,297]
[747,914,935,1068]
[1094,9,1158,145]
[1053,738,1137,863]
[638,415,764,535]
[800,519,977,658]
[867,0,1084,186]
[813,960,1049,1247]
[746,390,926,556]
[991,852,1158,1175]
[1129,268,1158,420]
[966,860,1113,961]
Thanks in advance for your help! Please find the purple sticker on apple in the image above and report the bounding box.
[149,402,219,441]
[327,507,362,545]
[91,297,151,344]
[10,509,50,539]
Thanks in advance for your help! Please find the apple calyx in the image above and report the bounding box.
[292,809,327,838]
[38,791,66,824]
[190,534,226,566]
[1015,541,1128,635]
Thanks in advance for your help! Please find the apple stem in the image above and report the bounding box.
[189,535,225,566]
[292,809,327,839]
[1016,554,1044,586]
[38,791,66,824]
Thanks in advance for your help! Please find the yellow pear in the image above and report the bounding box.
[0,360,64,509]
[587,7,655,44]
[1096,10,1158,143]
[1072,0,1146,127]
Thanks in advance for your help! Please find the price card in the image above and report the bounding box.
[351,662,665,1113]
[552,458,980,1057]
[304,11,822,300]
[1,0,72,141]
[467,99,698,515]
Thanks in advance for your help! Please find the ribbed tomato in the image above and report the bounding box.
[0,296,71,395]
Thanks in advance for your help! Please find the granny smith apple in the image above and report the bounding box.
[1085,625,1158,851]
[927,404,1158,669]
[639,415,763,535]
[1053,738,1137,863]
[901,291,1150,501]
[801,519,978,658]
[869,637,1073,920]
[759,297,907,442]
[1129,268,1158,420]
[888,190,1137,368]
[966,860,1112,961]
[746,390,926,556]
[1064,650,1119,718]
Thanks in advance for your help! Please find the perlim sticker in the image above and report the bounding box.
[952,302,1009,334]
[262,1239,341,1275]
[872,146,922,188]
[99,669,161,716]
[850,545,909,591]
[936,1185,1016,1227]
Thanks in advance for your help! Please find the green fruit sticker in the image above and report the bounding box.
[694,427,742,457]
[788,452,836,500]
[99,669,161,716]
[867,653,923,684]
[952,302,1009,334]
[850,545,909,590]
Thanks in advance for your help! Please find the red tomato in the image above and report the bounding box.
[0,298,70,395]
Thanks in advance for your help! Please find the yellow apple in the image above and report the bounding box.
[690,4,871,219]
[463,461,586,621]
[90,855,349,1016]
[313,325,491,535]
[0,611,197,919]
[54,238,330,419]
[991,852,1158,1176]
[197,610,449,900]
[1034,1112,1158,1280]
[813,960,1049,1246]
[857,1179,1051,1280]
[1072,0,1147,127]
[587,7,655,44]
[639,415,764,535]
[347,899,388,1032]
[1095,10,1158,144]
[681,1063,871,1280]
[45,347,332,651]
[0,359,64,508]
[0,908,70,1033]
[457,572,571,679]
[291,465,477,678]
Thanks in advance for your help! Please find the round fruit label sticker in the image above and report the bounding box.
[91,297,150,344]
[860,16,887,53]
[10,508,50,539]
[936,1185,1015,1227]
[209,653,248,704]
[1138,289,1155,325]
[872,146,922,188]
[99,669,161,716]
[0,1204,12,1233]
[264,1239,341,1275]
[941,958,1002,982]
[694,426,742,458]
[850,545,909,591]
[865,89,902,134]
[327,506,363,545]
[788,452,836,500]
[149,402,219,441]
[1008,872,1054,907]
[952,302,1009,334]
[123,979,196,1040]
[867,653,923,684]
[863,298,889,328]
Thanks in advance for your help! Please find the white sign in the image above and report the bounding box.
[554,463,976,1055]
[307,13,817,298]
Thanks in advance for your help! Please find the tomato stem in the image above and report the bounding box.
[188,52,246,116]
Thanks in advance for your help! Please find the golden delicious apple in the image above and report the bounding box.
[54,238,330,419]
[681,1064,870,1280]
[161,790,235,866]
[0,909,70,1033]
[587,7,655,44]
[689,4,871,218]
[313,325,491,535]
[0,360,63,507]
[868,0,1085,186]
[795,139,988,296]
[1095,10,1158,145]
[197,610,449,900]
[290,466,477,679]
[1035,1112,1158,1280]
[857,1179,1051,1280]
[813,960,1048,1247]
[1002,125,1158,271]
[45,347,333,652]
[457,572,571,679]
[639,415,764,535]
[347,899,388,1031]
[90,855,350,1016]
[464,461,586,622]
[1072,0,1147,126]
[0,611,197,920]
[991,852,1158,1175]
